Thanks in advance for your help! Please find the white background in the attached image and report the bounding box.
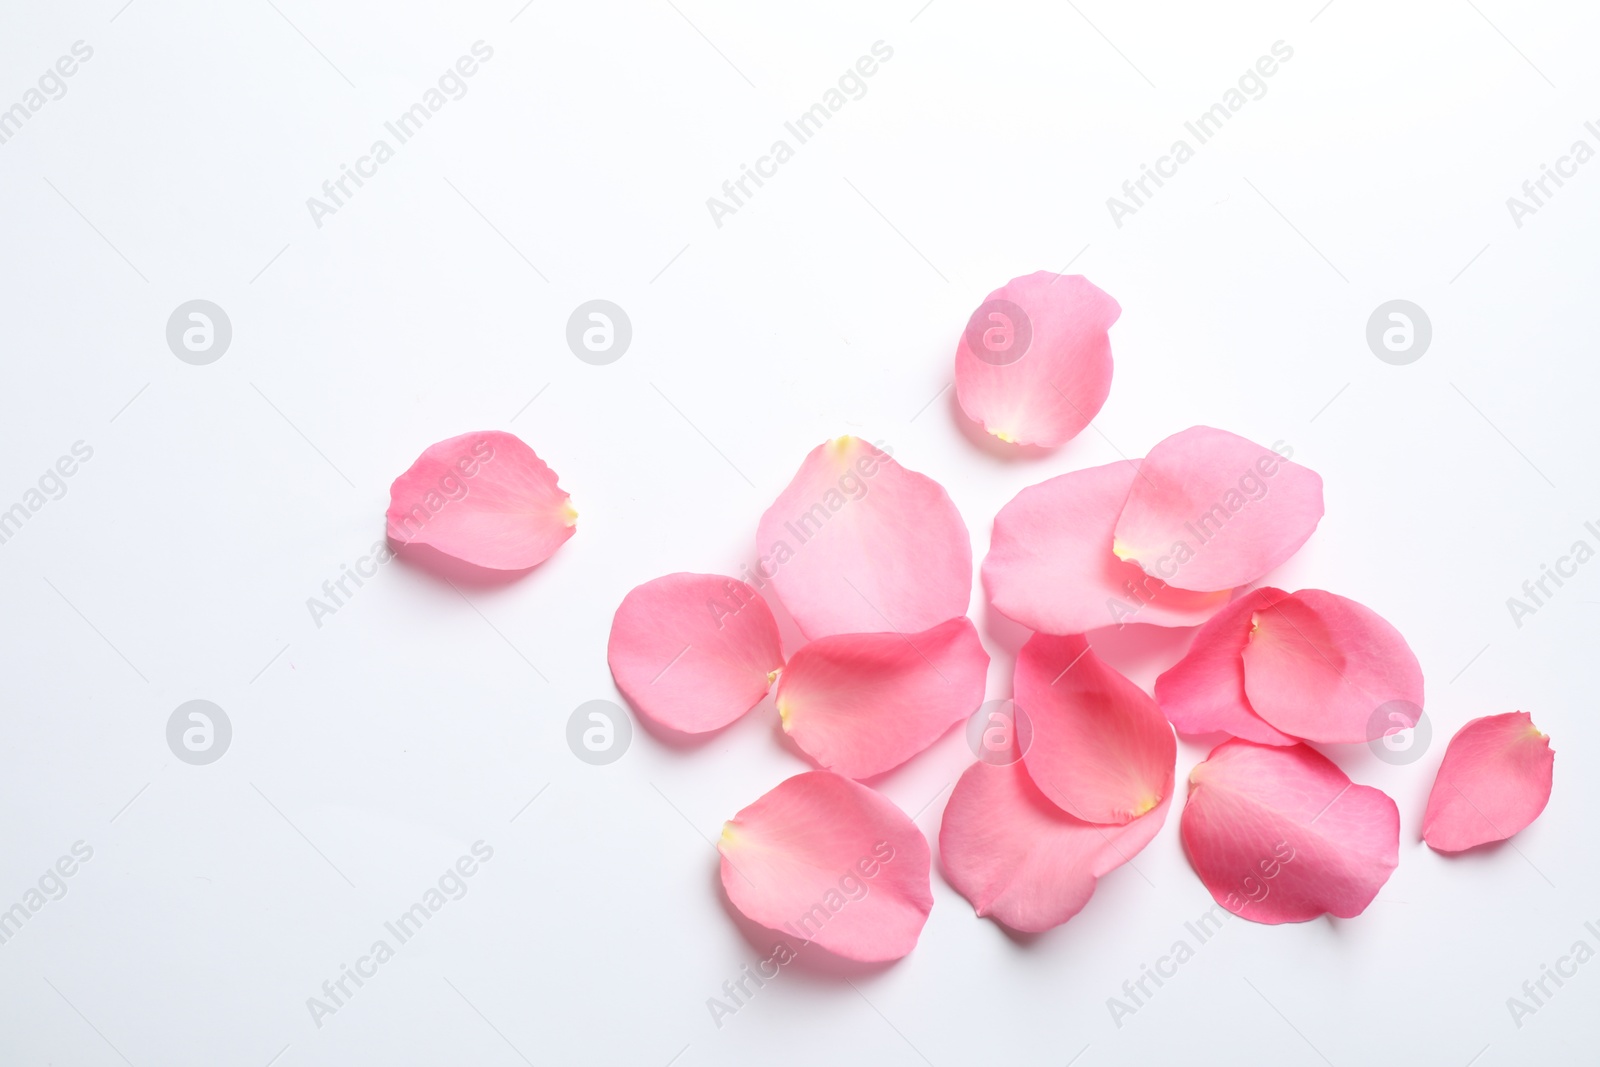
[1,1,1596,1064]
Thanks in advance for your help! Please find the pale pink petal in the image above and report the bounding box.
[939,760,1170,933]
[756,437,971,639]
[775,618,989,779]
[953,272,1119,448]
[719,772,933,962]
[1242,589,1424,744]
[1017,633,1176,825]
[607,573,783,734]
[1181,740,1399,924]
[1154,588,1300,745]
[1423,712,1554,852]
[1112,427,1324,592]
[386,430,575,570]
[982,461,1233,634]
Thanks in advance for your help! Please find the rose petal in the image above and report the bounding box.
[1423,712,1554,852]
[1154,588,1300,745]
[756,437,971,639]
[719,771,933,962]
[1112,427,1324,592]
[953,272,1119,447]
[939,760,1170,933]
[775,617,989,779]
[983,461,1233,634]
[607,573,783,734]
[1242,589,1424,744]
[386,430,575,570]
[1017,633,1176,825]
[1181,740,1399,924]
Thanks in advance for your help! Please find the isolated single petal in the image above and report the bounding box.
[940,760,1170,933]
[1017,634,1176,825]
[983,461,1232,634]
[756,437,971,639]
[1112,427,1324,592]
[719,772,933,962]
[1181,740,1399,924]
[386,430,575,570]
[954,272,1119,447]
[776,617,989,779]
[1242,589,1424,744]
[607,573,783,734]
[1154,588,1299,745]
[1423,712,1554,852]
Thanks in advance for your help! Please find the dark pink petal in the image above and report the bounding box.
[982,461,1232,634]
[953,272,1120,447]
[607,573,783,734]
[775,617,989,779]
[1154,588,1299,745]
[1181,740,1399,924]
[719,772,933,962]
[1017,633,1176,825]
[386,430,575,570]
[940,760,1170,933]
[1242,589,1424,744]
[756,437,971,639]
[1112,427,1324,592]
[1423,712,1554,852]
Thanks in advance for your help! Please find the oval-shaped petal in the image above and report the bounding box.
[607,573,783,734]
[775,617,989,779]
[953,272,1120,447]
[1423,712,1554,852]
[940,760,1170,933]
[756,437,971,639]
[1181,740,1399,924]
[719,772,933,962]
[386,430,575,570]
[1112,427,1324,592]
[1242,589,1424,744]
[1017,633,1176,824]
[983,461,1232,634]
[1154,588,1299,745]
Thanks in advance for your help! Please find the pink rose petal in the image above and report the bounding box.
[1112,427,1324,593]
[756,437,971,639]
[953,272,1119,448]
[607,573,783,734]
[983,461,1232,634]
[386,430,575,570]
[1243,589,1424,744]
[775,617,989,779]
[1154,588,1300,746]
[939,760,1170,933]
[1423,712,1554,852]
[1017,633,1176,825]
[719,771,933,962]
[1181,740,1399,924]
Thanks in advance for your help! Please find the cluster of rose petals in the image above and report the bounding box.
[1423,712,1554,852]
[386,430,575,570]
[608,436,981,960]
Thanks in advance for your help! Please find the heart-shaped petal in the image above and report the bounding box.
[776,617,989,779]
[386,430,575,570]
[1181,740,1399,924]
[719,772,933,962]
[983,461,1232,634]
[953,272,1119,447]
[1423,712,1554,852]
[1017,634,1176,825]
[1113,427,1323,593]
[607,573,783,734]
[756,437,971,639]
[940,760,1170,933]
[1154,588,1299,745]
